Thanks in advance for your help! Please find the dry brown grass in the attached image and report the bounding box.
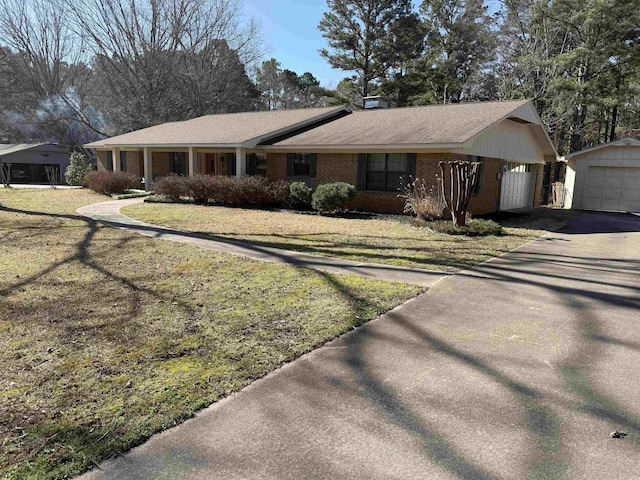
[0,188,421,479]
[123,202,562,272]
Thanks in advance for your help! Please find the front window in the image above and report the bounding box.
[247,153,267,177]
[287,153,317,177]
[120,151,127,171]
[170,152,186,175]
[106,151,113,171]
[364,153,408,191]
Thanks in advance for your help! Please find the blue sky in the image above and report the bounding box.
[242,0,502,88]
[242,0,342,88]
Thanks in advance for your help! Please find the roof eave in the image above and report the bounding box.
[261,143,463,151]
[565,137,640,160]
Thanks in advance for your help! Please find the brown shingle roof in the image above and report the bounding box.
[272,100,531,147]
[85,106,349,148]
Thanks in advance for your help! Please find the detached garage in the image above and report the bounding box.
[564,138,640,213]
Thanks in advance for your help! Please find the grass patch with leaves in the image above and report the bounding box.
[0,189,421,479]
[123,203,568,272]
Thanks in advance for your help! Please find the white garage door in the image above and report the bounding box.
[583,166,640,212]
[500,163,535,210]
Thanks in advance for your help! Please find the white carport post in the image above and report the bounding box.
[143,147,152,191]
[188,146,195,177]
[113,147,120,171]
[235,147,246,176]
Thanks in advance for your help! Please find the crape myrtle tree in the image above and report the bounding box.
[439,160,481,227]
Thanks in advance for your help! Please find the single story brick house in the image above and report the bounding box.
[86,99,558,214]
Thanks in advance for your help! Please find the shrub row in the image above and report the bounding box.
[84,171,140,195]
[153,174,290,207]
[151,175,357,213]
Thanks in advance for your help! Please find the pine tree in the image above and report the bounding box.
[318,0,415,97]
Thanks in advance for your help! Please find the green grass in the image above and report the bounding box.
[0,189,422,479]
[122,203,567,272]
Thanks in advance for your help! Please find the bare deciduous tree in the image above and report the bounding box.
[67,0,263,133]
[0,0,104,140]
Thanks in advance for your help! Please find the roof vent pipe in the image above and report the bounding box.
[362,96,389,110]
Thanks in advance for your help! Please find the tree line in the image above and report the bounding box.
[1,0,639,155]
[318,0,640,154]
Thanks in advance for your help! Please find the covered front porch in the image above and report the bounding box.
[98,147,267,189]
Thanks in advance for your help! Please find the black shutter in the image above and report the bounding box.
[474,156,483,193]
[286,153,294,176]
[227,153,236,176]
[247,154,256,176]
[406,153,417,178]
[309,154,317,178]
[356,154,367,190]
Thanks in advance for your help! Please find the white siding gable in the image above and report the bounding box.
[460,119,545,163]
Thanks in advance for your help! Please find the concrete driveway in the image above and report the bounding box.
[79,211,640,480]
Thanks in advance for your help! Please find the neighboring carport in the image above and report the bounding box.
[0,143,72,184]
[564,138,640,213]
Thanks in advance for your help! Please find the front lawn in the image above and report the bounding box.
[0,189,421,479]
[122,203,566,272]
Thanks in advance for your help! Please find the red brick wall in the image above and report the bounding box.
[124,151,142,178]
[471,157,503,215]
[152,152,171,176]
[414,153,503,215]
[266,153,287,181]
[96,151,109,171]
[264,151,543,215]
[316,153,358,185]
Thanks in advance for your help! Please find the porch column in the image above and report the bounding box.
[113,147,120,171]
[235,147,246,176]
[143,147,152,191]
[188,146,195,177]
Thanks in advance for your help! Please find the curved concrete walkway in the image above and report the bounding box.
[77,198,449,287]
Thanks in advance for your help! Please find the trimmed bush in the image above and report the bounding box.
[289,181,313,210]
[186,174,216,204]
[84,171,140,195]
[153,174,189,199]
[311,182,356,214]
[429,218,504,237]
[151,174,290,207]
[65,152,93,186]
